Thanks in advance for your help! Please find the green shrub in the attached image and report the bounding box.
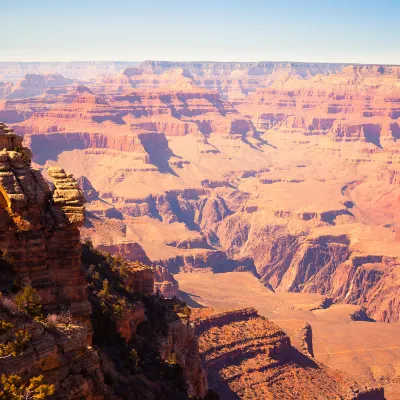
[129,349,140,367]
[166,352,179,366]
[0,330,31,357]
[0,321,13,335]
[98,280,110,300]
[0,374,55,399]
[14,286,42,319]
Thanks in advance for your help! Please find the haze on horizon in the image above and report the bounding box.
[0,0,399,64]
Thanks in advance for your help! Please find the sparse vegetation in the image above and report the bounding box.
[14,286,43,320]
[81,242,193,398]
[166,352,179,365]
[174,303,191,317]
[129,348,140,367]
[0,320,13,335]
[44,312,73,329]
[0,374,55,399]
[0,330,31,357]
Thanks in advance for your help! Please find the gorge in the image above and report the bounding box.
[0,60,399,399]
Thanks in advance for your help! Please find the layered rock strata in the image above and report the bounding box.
[192,308,384,400]
[0,123,207,400]
[0,125,89,321]
[154,265,179,298]
[0,123,103,398]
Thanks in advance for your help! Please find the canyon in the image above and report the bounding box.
[0,60,400,398]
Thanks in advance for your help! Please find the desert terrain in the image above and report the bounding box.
[178,271,400,399]
[1,60,399,398]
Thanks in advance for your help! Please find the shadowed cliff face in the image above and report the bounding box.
[0,123,209,400]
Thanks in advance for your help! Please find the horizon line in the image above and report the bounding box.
[0,59,400,67]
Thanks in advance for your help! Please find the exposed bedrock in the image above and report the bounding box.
[218,215,400,322]
[153,265,179,298]
[96,242,151,265]
[23,131,148,164]
[191,307,384,399]
[0,123,104,398]
[116,185,399,322]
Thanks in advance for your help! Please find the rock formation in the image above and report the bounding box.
[1,59,400,396]
[191,307,383,399]
[3,63,398,323]
[0,123,102,397]
[153,265,179,298]
[177,270,400,397]
[0,123,89,321]
[0,122,208,399]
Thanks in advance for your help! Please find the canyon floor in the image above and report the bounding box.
[177,271,400,399]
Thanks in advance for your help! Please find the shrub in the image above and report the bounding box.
[98,280,110,300]
[13,330,30,353]
[14,286,42,319]
[112,298,128,318]
[129,349,140,367]
[45,312,72,329]
[166,352,179,366]
[0,374,55,399]
[0,321,14,335]
[0,330,31,357]
[173,303,191,317]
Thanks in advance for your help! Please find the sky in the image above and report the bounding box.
[0,0,399,64]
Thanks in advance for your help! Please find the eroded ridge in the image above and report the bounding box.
[192,308,384,400]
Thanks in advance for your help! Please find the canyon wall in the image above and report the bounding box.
[1,59,400,396]
[0,123,207,399]
[4,64,398,323]
[192,307,383,399]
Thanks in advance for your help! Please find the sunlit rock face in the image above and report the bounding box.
[3,63,399,323]
[0,123,104,399]
[0,124,88,320]
[0,59,400,398]
[191,307,384,399]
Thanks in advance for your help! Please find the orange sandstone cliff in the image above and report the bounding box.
[0,123,208,399]
[191,307,384,400]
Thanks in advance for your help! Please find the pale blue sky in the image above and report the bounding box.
[1,0,399,63]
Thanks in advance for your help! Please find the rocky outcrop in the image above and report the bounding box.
[192,308,383,399]
[0,125,89,321]
[158,316,208,398]
[125,263,154,295]
[0,313,104,399]
[96,242,151,265]
[285,321,314,357]
[154,265,179,298]
[81,243,209,399]
[0,123,103,398]
[115,301,146,342]
[0,123,209,400]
